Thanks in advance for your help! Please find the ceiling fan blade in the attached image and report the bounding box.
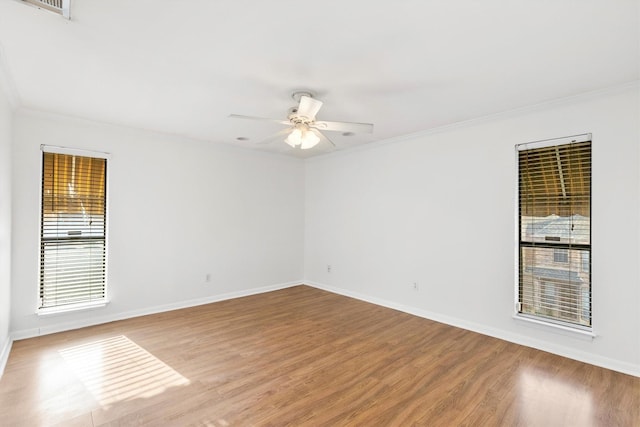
[297,96,323,120]
[311,120,374,134]
[310,128,336,148]
[229,114,290,125]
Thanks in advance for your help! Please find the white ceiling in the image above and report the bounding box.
[0,1,638,157]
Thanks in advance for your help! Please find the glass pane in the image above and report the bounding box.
[41,239,106,308]
[520,247,591,327]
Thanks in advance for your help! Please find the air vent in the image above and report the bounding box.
[23,0,70,19]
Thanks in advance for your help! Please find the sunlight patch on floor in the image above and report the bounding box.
[59,335,190,408]
[518,368,593,425]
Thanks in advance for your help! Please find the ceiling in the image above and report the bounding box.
[0,1,637,158]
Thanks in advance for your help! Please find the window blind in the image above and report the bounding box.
[40,150,107,310]
[517,137,591,329]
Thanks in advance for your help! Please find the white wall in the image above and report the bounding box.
[10,111,305,336]
[6,83,639,377]
[304,83,640,376]
[0,66,13,372]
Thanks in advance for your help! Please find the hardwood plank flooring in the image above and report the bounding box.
[0,285,638,426]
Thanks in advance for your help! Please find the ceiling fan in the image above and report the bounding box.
[229,91,374,150]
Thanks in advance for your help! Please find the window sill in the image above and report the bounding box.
[37,300,109,317]
[513,314,596,341]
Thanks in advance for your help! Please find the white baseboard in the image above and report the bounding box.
[8,280,638,378]
[0,335,13,379]
[305,281,640,378]
[11,280,302,341]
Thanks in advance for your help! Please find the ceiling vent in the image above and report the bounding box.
[23,0,70,19]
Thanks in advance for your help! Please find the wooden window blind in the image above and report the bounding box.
[517,135,591,329]
[40,148,107,310]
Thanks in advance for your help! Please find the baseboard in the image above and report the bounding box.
[0,335,13,379]
[9,280,638,378]
[11,280,303,341]
[305,281,640,378]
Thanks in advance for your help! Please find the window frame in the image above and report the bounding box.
[514,134,593,335]
[37,145,111,315]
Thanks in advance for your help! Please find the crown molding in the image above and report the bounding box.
[306,80,640,163]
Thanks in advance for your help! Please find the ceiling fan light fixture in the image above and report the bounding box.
[300,130,320,149]
[285,124,320,149]
[285,127,302,147]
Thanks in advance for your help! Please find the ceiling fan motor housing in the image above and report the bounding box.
[288,110,313,125]
[288,91,320,124]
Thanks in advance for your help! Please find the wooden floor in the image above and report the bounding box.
[0,286,638,426]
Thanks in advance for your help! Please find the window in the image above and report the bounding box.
[40,146,108,311]
[517,135,591,330]
[553,248,569,263]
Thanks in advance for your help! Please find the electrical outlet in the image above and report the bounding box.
[327,265,332,273]
[205,273,211,283]
[412,282,419,291]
